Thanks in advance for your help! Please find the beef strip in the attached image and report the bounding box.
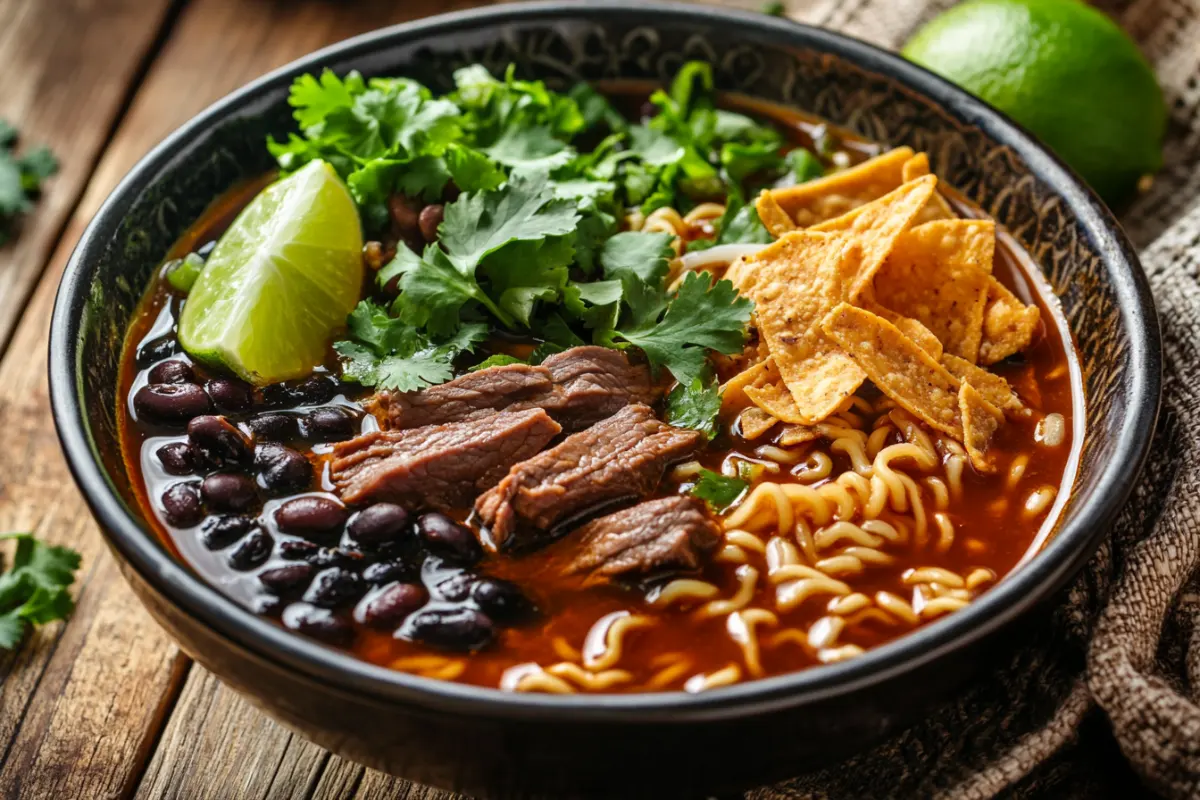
[331,408,561,508]
[367,364,553,431]
[563,496,720,584]
[369,346,658,432]
[474,404,703,550]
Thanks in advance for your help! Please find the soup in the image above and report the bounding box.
[118,62,1080,694]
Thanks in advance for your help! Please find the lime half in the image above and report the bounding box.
[179,160,363,385]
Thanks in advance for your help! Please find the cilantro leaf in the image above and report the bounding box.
[470,353,524,371]
[665,376,722,439]
[782,147,825,185]
[614,271,753,386]
[689,193,773,251]
[762,1,786,15]
[0,122,58,245]
[0,533,82,650]
[485,125,576,171]
[599,231,674,289]
[689,469,749,512]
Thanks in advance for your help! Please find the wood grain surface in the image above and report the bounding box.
[0,0,817,798]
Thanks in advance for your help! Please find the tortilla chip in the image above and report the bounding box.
[778,424,820,446]
[959,382,1005,473]
[766,147,915,227]
[755,190,798,238]
[865,303,943,360]
[724,256,753,292]
[743,358,811,424]
[979,277,1041,365]
[873,219,994,362]
[720,358,771,413]
[821,303,963,438]
[745,232,867,421]
[811,176,938,302]
[738,407,778,440]
[901,153,955,223]
[941,353,1022,413]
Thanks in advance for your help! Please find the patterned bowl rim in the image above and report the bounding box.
[49,0,1160,722]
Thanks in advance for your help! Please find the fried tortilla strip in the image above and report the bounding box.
[940,353,1022,413]
[821,303,963,438]
[745,232,866,422]
[755,190,798,238]
[959,382,1005,473]
[778,424,820,446]
[738,407,779,440]
[979,277,1041,365]
[766,146,915,227]
[743,358,812,425]
[720,358,772,413]
[811,176,938,302]
[865,303,943,360]
[873,219,995,362]
[901,152,955,222]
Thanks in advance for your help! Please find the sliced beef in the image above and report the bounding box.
[331,408,561,508]
[564,496,720,584]
[370,346,658,432]
[539,346,659,431]
[368,364,552,431]
[474,404,703,550]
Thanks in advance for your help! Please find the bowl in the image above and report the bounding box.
[49,2,1160,797]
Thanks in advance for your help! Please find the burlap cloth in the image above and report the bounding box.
[735,1,1200,797]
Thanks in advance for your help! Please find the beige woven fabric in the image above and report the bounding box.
[731,0,1200,797]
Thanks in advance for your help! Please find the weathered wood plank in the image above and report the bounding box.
[0,0,178,356]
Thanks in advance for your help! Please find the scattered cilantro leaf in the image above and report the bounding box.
[0,533,82,650]
[665,376,722,439]
[0,121,58,246]
[783,147,824,185]
[599,231,674,289]
[762,1,786,16]
[688,193,773,252]
[689,469,749,512]
[614,271,753,387]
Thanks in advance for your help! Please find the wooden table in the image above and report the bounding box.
[0,1,887,797]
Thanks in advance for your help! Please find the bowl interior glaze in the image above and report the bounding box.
[52,1,1158,721]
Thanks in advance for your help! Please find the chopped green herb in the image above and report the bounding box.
[0,533,82,650]
[0,121,58,246]
[784,147,825,184]
[762,1,787,16]
[164,252,206,293]
[469,353,525,371]
[665,376,722,439]
[689,469,749,511]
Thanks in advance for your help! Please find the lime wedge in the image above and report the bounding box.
[178,160,364,385]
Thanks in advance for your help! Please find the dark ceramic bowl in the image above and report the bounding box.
[50,2,1159,797]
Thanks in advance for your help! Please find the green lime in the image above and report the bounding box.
[178,160,363,385]
[902,0,1165,205]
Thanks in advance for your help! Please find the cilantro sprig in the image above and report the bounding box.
[0,533,82,650]
[0,121,58,246]
[689,469,749,512]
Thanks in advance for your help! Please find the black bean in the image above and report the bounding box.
[303,567,363,608]
[148,359,195,385]
[260,382,294,409]
[274,496,347,536]
[161,481,203,527]
[156,442,197,475]
[254,444,312,495]
[202,472,259,513]
[228,528,274,570]
[388,194,421,232]
[406,607,494,652]
[472,578,536,624]
[282,602,353,645]
[244,413,298,441]
[259,563,315,593]
[134,383,212,423]
[136,336,179,368]
[418,203,444,242]
[302,406,358,442]
[291,374,337,405]
[187,415,254,465]
[428,570,475,602]
[279,539,319,560]
[347,503,410,546]
[416,513,482,565]
[205,377,254,412]
[309,547,359,569]
[201,515,257,550]
[357,582,426,628]
[362,560,410,586]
